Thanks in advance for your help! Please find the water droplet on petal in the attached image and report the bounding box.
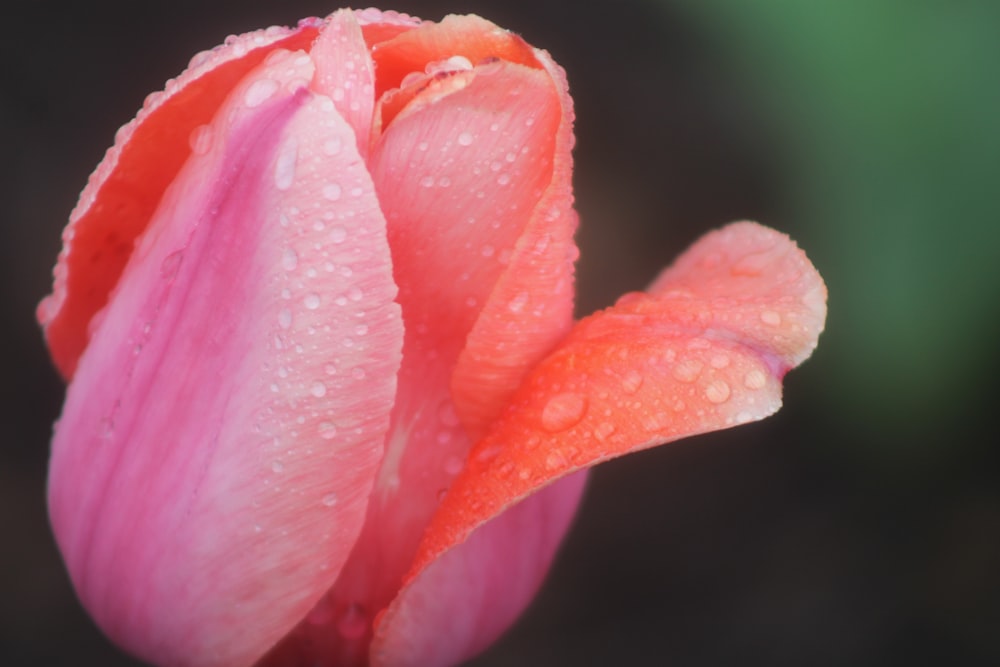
[319,422,337,439]
[323,137,342,155]
[671,359,702,383]
[304,293,321,310]
[704,379,731,404]
[323,183,342,201]
[545,450,567,470]
[744,369,767,390]
[281,247,299,271]
[444,456,464,476]
[159,250,184,280]
[244,78,279,107]
[457,131,474,146]
[278,309,292,329]
[321,492,338,507]
[330,226,347,243]
[310,381,327,397]
[337,603,368,640]
[621,370,643,394]
[507,291,529,313]
[271,460,284,473]
[541,392,587,432]
[594,421,616,442]
[189,124,213,154]
[760,310,781,326]
[438,401,460,427]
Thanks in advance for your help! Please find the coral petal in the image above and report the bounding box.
[369,14,541,99]
[47,52,401,667]
[37,23,319,379]
[374,222,826,661]
[451,49,579,441]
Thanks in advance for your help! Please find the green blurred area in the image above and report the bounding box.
[664,0,1000,463]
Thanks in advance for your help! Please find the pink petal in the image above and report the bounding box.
[373,222,827,665]
[48,49,401,667]
[309,10,376,159]
[268,21,578,665]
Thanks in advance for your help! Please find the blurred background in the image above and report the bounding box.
[2,0,998,664]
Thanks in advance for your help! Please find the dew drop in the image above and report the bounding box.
[244,78,279,107]
[271,460,285,473]
[419,175,435,188]
[319,421,338,439]
[497,173,511,186]
[337,603,368,640]
[323,137,342,155]
[323,183,342,201]
[545,450,567,470]
[304,293,321,310]
[457,131,474,146]
[189,124,213,154]
[594,421,616,442]
[444,456,464,476]
[330,226,347,243]
[160,250,184,280]
[744,369,767,390]
[281,247,299,271]
[321,492,338,507]
[760,310,782,326]
[348,287,363,302]
[438,401,460,427]
[507,291,529,313]
[704,379,731,404]
[671,359,702,383]
[621,370,643,394]
[310,381,327,397]
[710,353,731,369]
[278,309,293,329]
[481,244,495,258]
[541,392,587,432]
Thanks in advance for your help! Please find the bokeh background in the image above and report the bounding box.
[2,0,998,664]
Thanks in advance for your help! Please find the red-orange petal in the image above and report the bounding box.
[372,221,827,665]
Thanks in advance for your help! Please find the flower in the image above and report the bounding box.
[37,8,826,667]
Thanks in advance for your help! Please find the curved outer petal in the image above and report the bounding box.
[47,48,402,666]
[264,17,582,666]
[373,222,827,665]
[36,20,321,379]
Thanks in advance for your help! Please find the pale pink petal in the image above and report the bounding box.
[309,10,376,159]
[48,50,401,667]
[373,222,827,664]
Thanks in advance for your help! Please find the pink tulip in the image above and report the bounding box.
[38,8,827,667]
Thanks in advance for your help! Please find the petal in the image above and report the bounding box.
[48,50,401,667]
[368,14,540,98]
[373,222,827,664]
[36,21,321,379]
[309,10,376,159]
[269,27,576,664]
[450,48,579,441]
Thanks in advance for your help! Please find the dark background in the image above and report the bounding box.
[3,0,998,665]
